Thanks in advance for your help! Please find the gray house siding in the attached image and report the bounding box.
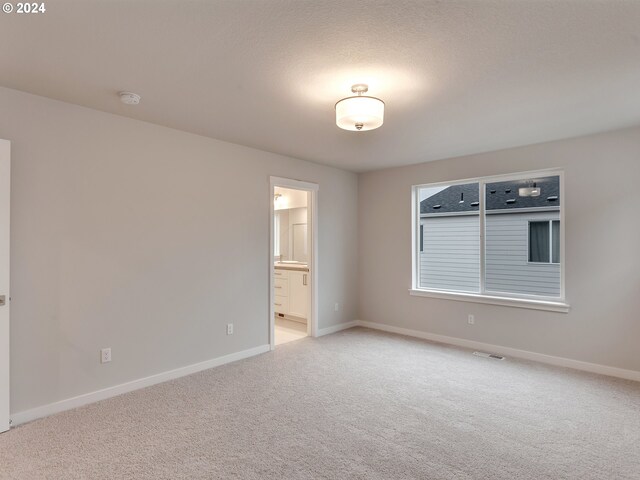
[420,214,480,292]
[420,210,560,296]
[485,211,560,296]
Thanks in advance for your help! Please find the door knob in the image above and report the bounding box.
[0,295,5,306]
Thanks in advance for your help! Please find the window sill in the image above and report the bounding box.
[409,289,570,313]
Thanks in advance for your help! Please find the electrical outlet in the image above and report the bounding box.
[468,314,475,325]
[334,303,339,312]
[227,323,234,335]
[101,348,111,364]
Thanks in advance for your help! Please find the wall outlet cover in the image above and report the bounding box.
[101,348,112,364]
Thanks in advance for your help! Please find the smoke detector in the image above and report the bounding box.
[119,92,141,105]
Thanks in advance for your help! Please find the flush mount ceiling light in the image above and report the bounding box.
[519,182,541,197]
[119,91,141,105]
[335,84,384,131]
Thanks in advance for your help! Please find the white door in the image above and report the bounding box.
[0,140,9,433]
[288,271,309,319]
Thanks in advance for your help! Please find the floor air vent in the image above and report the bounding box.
[473,351,505,360]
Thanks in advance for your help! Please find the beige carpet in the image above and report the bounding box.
[1,327,639,479]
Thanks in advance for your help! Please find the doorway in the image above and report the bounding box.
[269,177,318,349]
[0,140,10,433]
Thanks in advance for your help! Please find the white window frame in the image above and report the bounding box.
[410,168,569,313]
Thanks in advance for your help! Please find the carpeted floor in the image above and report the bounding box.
[1,327,639,479]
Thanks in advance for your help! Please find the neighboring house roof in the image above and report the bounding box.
[420,176,560,214]
[420,183,480,214]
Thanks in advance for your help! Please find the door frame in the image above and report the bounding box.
[269,176,318,350]
[0,140,10,433]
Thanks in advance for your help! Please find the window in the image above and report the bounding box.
[529,220,560,263]
[413,171,566,310]
[417,182,480,293]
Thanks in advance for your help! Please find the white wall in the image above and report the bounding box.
[358,126,640,372]
[0,86,358,414]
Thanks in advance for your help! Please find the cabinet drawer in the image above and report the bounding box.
[274,295,289,314]
[274,277,289,295]
[274,270,287,278]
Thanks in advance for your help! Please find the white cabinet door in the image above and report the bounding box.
[288,271,309,319]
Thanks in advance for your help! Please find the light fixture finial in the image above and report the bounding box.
[351,84,369,95]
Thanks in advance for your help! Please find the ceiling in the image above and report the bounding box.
[1,1,639,172]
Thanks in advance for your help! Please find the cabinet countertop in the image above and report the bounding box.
[274,264,309,272]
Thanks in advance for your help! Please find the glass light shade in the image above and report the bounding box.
[335,96,384,131]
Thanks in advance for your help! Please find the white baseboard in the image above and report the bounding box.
[12,321,639,427]
[11,344,270,427]
[356,320,640,383]
[317,320,359,337]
